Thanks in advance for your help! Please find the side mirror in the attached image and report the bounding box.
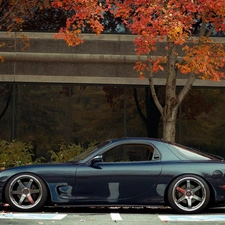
[90,155,103,165]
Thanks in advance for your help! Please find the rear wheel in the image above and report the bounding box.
[167,175,210,213]
[5,173,47,212]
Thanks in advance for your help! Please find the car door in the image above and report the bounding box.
[75,143,162,204]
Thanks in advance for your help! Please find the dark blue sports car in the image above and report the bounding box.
[1,138,225,214]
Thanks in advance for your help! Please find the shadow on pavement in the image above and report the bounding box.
[0,205,224,215]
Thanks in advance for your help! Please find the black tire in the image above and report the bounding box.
[4,173,48,212]
[167,175,210,213]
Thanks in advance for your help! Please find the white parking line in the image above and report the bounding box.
[0,213,67,220]
[110,213,123,221]
[159,215,225,221]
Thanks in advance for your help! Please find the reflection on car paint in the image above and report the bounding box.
[107,182,120,200]
[156,184,167,196]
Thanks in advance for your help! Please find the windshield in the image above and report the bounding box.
[68,140,111,162]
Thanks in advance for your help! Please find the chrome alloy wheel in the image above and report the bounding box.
[168,175,210,213]
[5,174,47,211]
[171,176,208,212]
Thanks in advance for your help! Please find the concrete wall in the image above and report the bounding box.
[0,32,224,87]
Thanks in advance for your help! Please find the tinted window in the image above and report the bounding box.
[69,141,111,162]
[103,144,154,162]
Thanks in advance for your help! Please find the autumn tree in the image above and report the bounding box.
[43,0,225,142]
[116,0,225,143]
[0,0,52,30]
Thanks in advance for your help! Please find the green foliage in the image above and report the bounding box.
[48,141,99,162]
[0,139,98,170]
[0,140,35,169]
[48,143,86,162]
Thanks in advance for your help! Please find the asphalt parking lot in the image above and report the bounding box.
[1,206,225,225]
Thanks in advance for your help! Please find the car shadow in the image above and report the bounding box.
[0,205,224,215]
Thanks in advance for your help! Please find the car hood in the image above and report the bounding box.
[0,162,82,177]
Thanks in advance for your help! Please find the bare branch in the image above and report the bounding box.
[206,25,215,38]
[178,73,196,104]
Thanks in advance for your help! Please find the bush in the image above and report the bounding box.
[0,140,98,169]
[48,143,86,162]
[0,140,35,169]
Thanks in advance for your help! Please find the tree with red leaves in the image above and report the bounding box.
[52,0,225,143]
[6,0,225,143]
[0,0,51,31]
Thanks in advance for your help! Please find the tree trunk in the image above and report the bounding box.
[147,42,196,144]
[162,107,178,143]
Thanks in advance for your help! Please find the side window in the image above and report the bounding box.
[103,144,154,162]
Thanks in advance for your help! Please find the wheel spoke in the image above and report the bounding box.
[18,194,26,205]
[26,179,34,188]
[30,189,40,194]
[192,185,201,193]
[186,180,191,189]
[176,187,186,194]
[187,198,193,209]
[192,194,202,202]
[27,194,35,204]
[17,180,25,189]
[177,195,186,203]
[12,190,22,195]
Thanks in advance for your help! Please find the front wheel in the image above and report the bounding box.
[4,173,48,212]
[167,175,210,213]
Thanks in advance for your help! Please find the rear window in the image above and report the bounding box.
[171,144,222,160]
